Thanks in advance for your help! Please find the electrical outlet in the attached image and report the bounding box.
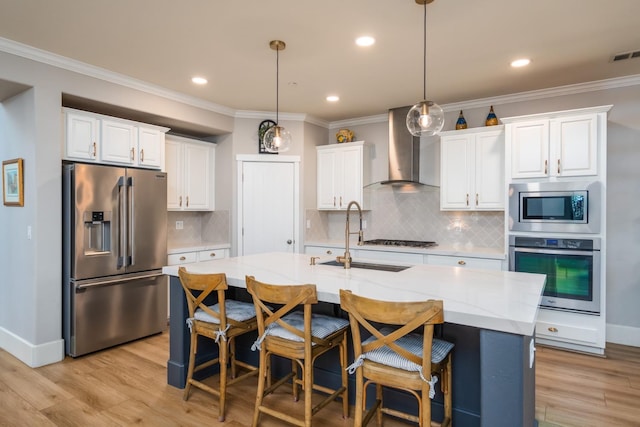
[362,220,367,229]
[306,219,311,229]
[175,221,184,230]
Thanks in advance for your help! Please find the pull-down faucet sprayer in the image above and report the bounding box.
[336,201,364,269]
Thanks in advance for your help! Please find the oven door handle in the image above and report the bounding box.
[511,247,597,256]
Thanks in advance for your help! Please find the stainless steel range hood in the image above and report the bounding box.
[373,106,440,189]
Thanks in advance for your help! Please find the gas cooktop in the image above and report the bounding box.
[362,239,438,248]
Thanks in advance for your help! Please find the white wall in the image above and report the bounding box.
[1,45,639,368]
[0,49,240,366]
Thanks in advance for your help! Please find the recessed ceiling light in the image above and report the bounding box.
[356,36,375,47]
[511,58,531,68]
[326,95,340,102]
[191,76,208,85]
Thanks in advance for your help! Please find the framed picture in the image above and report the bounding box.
[2,158,24,207]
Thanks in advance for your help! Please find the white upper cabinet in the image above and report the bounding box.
[63,108,168,169]
[165,135,215,211]
[137,125,166,169]
[316,141,370,210]
[504,106,610,180]
[65,110,99,161]
[101,118,137,165]
[440,126,505,210]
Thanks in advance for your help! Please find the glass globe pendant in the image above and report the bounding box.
[263,124,291,152]
[406,0,444,137]
[263,40,291,153]
[406,100,444,136]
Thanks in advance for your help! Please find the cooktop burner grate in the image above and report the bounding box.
[362,239,438,248]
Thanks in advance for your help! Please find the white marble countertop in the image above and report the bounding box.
[305,240,506,260]
[163,252,544,336]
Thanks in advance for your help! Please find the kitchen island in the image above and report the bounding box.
[163,252,545,427]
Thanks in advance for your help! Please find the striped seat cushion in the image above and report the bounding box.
[266,311,349,343]
[193,299,257,323]
[361,326,454,370]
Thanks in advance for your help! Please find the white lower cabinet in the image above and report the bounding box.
[166,248,229,317]
[535,308,605,354]
[425,254,504,270]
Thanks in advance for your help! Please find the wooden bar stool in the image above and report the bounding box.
[339,289,454,427]
[245,275,349,427]
[178,267,260,422]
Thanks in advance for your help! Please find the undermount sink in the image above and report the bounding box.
[320,260,411,272]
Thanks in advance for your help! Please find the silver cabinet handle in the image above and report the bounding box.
[208,252,216,258]
[458,260,466,266]
[287,239,293,245]
[179,256,186,261]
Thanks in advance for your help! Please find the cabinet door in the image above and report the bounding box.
[138,126,164,169]
[341,145,364,208]
[101,119,136,165]
[475,130,504,209]
[441,135,473,210]
[551,114,598,177]
[183,142,213,210]
[317,149,339,209]
[165,139,183,210]
[510,120,549,179]
[65,111,99,161]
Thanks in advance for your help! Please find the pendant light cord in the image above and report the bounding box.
[422,0,427,101]
[276,45,280,124]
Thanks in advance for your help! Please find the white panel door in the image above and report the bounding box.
[241,161,296,255]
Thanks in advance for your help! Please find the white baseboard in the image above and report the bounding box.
[606,323,640,347]
[0,327,64,367]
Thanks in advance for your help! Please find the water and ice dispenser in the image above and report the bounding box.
[83,211,111,254]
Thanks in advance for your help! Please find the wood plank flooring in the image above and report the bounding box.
[1,332,639,426]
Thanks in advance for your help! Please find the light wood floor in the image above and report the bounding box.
[1,332,639,426]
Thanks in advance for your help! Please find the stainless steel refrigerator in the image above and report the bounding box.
[62,162,168,357]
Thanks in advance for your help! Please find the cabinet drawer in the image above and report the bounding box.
[197,249,227,261]
[305,246,338,256]
[426,255,503,270]
[536,320,599,345]
[358,250,423,264]
[167,252,198,265]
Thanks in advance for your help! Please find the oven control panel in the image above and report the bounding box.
[509,236,600,251]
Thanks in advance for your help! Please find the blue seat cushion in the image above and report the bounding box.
[193,299,257,323]
[266,311,349,343]
[361,326,454,371]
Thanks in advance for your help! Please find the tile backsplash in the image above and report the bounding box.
[306,186,504,250]
[167,210,230,247]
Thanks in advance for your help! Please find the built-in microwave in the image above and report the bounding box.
[508,181,601,234]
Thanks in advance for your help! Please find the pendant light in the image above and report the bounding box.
[406,0,444,137]
[263,40,292,153]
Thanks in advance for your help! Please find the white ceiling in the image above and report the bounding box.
[1,0,640,123]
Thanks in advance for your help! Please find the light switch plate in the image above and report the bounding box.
[176,221,184,230]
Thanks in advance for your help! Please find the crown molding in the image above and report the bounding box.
[3,37,639,130]
[329,74,640,128]
[0,37,236,117]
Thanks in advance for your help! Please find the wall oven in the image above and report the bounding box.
[509,236,601,314]
[508,181,601,234]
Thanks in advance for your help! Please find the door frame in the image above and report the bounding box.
[236,154,301,256]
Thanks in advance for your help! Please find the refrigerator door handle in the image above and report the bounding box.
[75,272,164,291]
[128,176,135,267]
[117,176,128,269]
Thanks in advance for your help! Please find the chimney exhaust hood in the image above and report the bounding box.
[373,106,440,189]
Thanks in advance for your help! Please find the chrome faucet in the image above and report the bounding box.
[336,201,364,269]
